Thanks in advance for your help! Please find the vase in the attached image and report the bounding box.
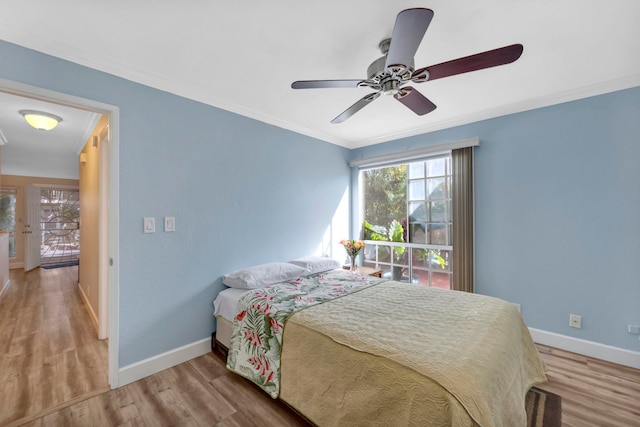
[349,255,357,272]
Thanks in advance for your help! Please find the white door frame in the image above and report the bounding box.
[0,78,121,388]
[98,124,110,340]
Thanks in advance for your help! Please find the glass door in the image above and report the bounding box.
[40,188,80,267]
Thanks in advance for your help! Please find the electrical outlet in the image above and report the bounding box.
[628,325,640,335]
[569,314,582,329]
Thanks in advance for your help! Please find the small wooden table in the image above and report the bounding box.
[342,265,383,278]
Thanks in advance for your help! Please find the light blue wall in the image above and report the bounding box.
[3,38,638,361]
[352,86,640,352]
[0,40,351,366]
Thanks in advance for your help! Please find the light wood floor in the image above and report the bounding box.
[16,345,640,427]
[534,343,640,427]
[2,267,638,426]
[0,266,109,426]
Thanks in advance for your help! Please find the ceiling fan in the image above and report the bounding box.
[291,8,523,124]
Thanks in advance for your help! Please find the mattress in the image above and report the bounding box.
[215,315,233,349]
[213,287,251,321]
[213,287,250,349]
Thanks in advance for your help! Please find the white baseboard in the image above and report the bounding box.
[0,279,10,300]
[10,262,23,269]
[118,337,211,387]
[529,328,640,369]
[77,282,99,335]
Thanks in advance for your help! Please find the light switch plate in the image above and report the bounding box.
[164,216,175,232]
[143,217,155,233]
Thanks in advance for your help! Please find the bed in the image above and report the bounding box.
[213,263,546,427]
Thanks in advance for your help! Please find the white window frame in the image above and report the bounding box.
[354,137,479,289]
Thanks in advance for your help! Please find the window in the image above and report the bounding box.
[361,154,453,289]
[40,188,80,266]
[0,187,17,258]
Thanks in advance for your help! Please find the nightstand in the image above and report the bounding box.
[343,265,383,278]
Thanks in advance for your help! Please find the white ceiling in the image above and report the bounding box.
[0,91,100,179]
[0,0,639,164]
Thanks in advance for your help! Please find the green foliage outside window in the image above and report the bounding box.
[362,165,407,228]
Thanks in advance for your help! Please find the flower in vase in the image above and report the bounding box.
[340,239,365,258]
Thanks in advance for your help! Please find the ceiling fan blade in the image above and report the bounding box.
[394,87,436,115]
[412,44,523,82]
[291,80,363,89]
[331,92,381,124]
[385,8,434,70]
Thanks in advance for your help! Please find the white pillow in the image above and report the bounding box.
[288,256,341,275]
[222,262,307,289]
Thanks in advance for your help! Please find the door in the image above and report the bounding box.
[24,184,41,271]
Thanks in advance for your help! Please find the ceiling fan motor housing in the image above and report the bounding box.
[362,38,415,95]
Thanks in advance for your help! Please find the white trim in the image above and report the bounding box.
[108,108,120,388]
[9,262,24,269]
[77,281,99,334]
[74,112,101,155]
[98,124,109,340]
[529,327,640,370]
[32,183,79,190]
[118,338,211,387]
[0,125,7,145]
[349,137,480,168]
[0,278,10,299]
[0,77,121,390]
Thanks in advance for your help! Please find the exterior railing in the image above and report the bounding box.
[362,240,453,289]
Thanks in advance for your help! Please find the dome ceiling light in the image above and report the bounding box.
[19,110,63,131]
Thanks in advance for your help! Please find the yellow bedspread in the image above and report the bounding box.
[279,281,546,426]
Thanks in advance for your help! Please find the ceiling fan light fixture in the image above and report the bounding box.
[19,110,62,131]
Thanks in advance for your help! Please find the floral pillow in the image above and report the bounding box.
[222,262,307,289]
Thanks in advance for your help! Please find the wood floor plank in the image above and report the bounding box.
[158,361,236,425]
[75,342,109,391]
[535,343,640,427]
[187,352,230,382]
[43,315,75,357]
[82,387,142,426]
[0,266,109,427]
[40,399,92,427]
[116,416,149,427]
[0,316,16,354]
[42,350,89,408]
[209,369,310,427]
[0,372,43,425]
[15,304,43,337]
[61,290,88,322]
[7,330,43,359]
[42,292,67,320]
[125,374,201,427]
[17,419,42,427]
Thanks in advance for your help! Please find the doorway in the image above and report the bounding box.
[0,77,120,391]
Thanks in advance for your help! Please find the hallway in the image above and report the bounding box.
[0,266,108,426]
